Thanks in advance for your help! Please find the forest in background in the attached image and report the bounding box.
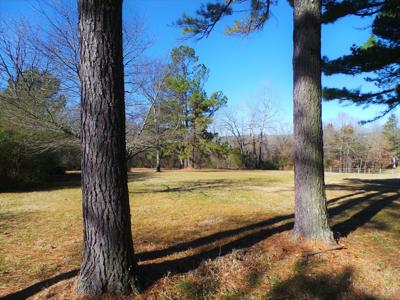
[0,1,399,189]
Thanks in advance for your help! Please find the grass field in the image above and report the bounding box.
[0,169,399,299]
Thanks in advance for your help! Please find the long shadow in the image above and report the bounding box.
[141,189,398,284]
[141,221,294,282]
[326,178,400,193]
[0,269,79,300]
[137,214,292,262]
[0,171,152,194]
[267,263,378,299]
[130,178,275,194]
[345,178,400,189]
[326,190,367,205]
[130,179,234,194]
[3,179,398,297]
[0,173,82,194]
[333,193,399,237]
[136,190,380,262]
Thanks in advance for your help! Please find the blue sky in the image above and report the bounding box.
[0,0,392,128]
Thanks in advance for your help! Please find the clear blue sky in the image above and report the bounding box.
[0,0,392,128]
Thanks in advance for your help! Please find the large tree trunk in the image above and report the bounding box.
[77,0,142,296]
[292,0,334,243]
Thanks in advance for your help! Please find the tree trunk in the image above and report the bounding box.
[156,148,161,172]
[258,131,264,167]
[292,0,334,243]
[251,131,257,168]
[77,0,142,296]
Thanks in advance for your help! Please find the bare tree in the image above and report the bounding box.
[0,1,151,154]
[222,107,249,167]
[0,21,79,151]
[134,61,182,171]
[32,0,151,100]
[248,97,279,167]
[221,96,279,168]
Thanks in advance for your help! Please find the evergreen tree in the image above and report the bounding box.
[0,69,72,187]
[177,1,334,242]
[165,46,227,168]
[322,0,400,121]
[77,0,142,296]
[383,113,400,157]
[0,69,79,146]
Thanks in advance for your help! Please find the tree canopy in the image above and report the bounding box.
[177,0,286,39]
[323,0,400,121]
[383,113,400,157]
[165,46,227,168]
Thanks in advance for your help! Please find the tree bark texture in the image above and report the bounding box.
[292,0,334,243]
[77,0,141,296]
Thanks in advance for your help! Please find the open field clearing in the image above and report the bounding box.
[0,169,399,299]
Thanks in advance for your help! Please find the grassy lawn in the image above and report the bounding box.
[0,169,399,299]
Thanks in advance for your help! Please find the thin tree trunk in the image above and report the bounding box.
[238,140,246,168]
[154,103,161,172]
[292,0,334,243]
[77,0,142,295]
[156,148,161,172]
[258,131,264,167]
[251,131,257,168]
[185,157,193,168]
[190,134,196,168]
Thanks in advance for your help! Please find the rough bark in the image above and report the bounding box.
[77,0,142,296]
[292,0,335,243]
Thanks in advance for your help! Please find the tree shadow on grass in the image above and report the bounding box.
[326,178,400,192]
[0,173,82,194]
[129,179,235,194]
[2,178,398,298]
[267,261,378,299]
[0,171,153,194]
[0,269,79,300]
[141,186,398,284]
[136,190,362,262]
[137,188,397,264]
[129,177,283,194]
[332,192,399,237]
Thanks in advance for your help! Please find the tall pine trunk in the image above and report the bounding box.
[292,0,334,243]
[77,0,142,295]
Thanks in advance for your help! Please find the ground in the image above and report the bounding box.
[0,169,399,299]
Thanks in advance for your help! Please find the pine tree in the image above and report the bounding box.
[383,114,400,157]
[177,0,335,243]
[165,46,227,168]
[77,0,142,296]
[322,0,400,121]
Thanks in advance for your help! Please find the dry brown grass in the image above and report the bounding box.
[0,169,399,299]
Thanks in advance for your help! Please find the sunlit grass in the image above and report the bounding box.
[0,169,399,299]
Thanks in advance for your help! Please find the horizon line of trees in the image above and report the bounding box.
[0,0,398,296]
[1,1,398,189]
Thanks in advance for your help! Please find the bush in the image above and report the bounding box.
[0,128,61,189]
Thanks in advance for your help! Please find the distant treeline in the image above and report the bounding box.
[0,4,399,189]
